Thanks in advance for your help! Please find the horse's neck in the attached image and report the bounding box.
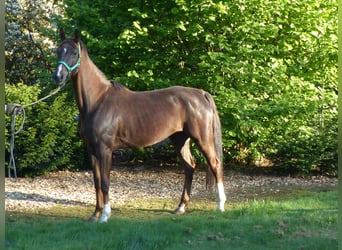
[72,53,110,114]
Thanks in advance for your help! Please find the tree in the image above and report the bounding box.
[5,0,60,85]
[5,0,337,176]
[59,0,337,174]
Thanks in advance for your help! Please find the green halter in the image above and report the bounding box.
[57,43,81,73]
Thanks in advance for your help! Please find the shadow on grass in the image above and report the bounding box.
[6,191,90,206]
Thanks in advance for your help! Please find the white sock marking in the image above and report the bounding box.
[99,203,111,223]
[176,204,186,213]
[217,182,226,211]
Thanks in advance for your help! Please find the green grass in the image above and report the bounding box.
[6,190,337,250]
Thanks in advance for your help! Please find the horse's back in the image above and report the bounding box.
[106,85,209,108]
[136,86,214,109]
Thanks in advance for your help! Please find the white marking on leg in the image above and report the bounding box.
[176,204,186,214]
[217,182,226,212]
[99,203,111,223]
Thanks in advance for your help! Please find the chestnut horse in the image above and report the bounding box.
[53,30,226,222]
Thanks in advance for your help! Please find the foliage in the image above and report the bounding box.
[6,190,338,249]
[5,83,88,176]
[5,0,88,176]
[59,0,337,174]
[5,0,337,175]
[5,0,59,85]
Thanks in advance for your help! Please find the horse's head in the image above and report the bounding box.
[53,30,82,86]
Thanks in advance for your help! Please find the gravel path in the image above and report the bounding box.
[5,166,337,211]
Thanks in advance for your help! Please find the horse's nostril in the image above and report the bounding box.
[53,72,62,83]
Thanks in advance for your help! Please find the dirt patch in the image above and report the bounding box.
[5,166,337,211]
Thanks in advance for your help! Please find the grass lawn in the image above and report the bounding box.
[5,189,337,250]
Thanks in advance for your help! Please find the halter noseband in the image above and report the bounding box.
[57,43,81,74]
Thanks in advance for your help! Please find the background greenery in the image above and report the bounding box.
[5,0,337,176]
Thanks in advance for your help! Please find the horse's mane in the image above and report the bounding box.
[109,80,127,90]
[79,42,126,90]
[64,38,127,90]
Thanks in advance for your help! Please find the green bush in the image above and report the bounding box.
[5,0,337,176]
[5,83,89,176]
[58,0,337,175]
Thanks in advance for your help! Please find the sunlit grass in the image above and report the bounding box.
[6,190,337,250]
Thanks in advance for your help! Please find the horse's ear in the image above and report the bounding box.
[60,29,66,41]
[74,29,80,43]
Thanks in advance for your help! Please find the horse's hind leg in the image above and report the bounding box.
[198,143,226,212]
[170,133,195,214]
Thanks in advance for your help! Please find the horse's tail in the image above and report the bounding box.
[205,92,223,191]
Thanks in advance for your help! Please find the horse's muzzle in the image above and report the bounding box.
[53,64,68,86]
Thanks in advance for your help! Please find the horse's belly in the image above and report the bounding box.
[119,118,182,148]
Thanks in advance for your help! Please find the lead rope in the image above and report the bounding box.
[6,85,63,178]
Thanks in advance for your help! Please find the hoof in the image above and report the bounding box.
[216,207,225,212]
[88,215,99,223]
[173,205,186,215]
[216,202,225,212]
[98,214,109,223]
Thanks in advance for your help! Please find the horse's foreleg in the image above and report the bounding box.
[89,154,103,222]
[98,145,112,223]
